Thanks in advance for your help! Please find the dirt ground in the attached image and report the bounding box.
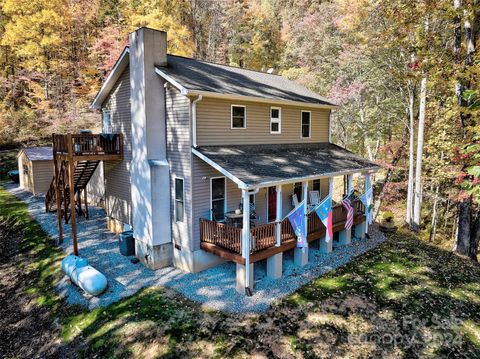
[0,217,80,359]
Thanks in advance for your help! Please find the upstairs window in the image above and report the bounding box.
[301,111,311,138]
[174,178,184,222]
[102,109,112,133]
[270,107,281,134]
[231,105,246,129]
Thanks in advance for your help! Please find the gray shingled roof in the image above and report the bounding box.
[194,143,379,188]
[157,55,336,106]
[22,147,53,161]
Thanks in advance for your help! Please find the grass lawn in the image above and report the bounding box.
[1,185,480,358]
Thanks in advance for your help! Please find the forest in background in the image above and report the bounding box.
[0,0,479,258]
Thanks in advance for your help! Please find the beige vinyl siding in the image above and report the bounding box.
[18,152,34,193]
[102,68,132,225]
[86,162,105,206]
[31,161,54,195]
[196,98,330,146]
[166,85,193,250]
[18,152,53,195]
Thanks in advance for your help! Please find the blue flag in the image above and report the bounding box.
[287,200,307,248]
[315,195,333,242]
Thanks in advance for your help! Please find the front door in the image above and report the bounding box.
[268,186,276,222]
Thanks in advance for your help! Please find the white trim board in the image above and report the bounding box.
[91,47,130,109]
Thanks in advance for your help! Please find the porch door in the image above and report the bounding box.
[211,177,226,221]
[268,186,276,222]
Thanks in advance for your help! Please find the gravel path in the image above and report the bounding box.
[7,184,386,314]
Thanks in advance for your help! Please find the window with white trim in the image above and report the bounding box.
[231,105,246,129]
[211,177,226,221]
[174,178,184,222]
[301,111,311,138]
[102,109,112,133]
[270,107,281,134]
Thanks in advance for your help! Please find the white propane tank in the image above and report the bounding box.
[70,265,108,296]
[61,255,88,277]
[60,255,108,296]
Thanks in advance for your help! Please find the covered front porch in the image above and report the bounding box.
[193,143,379,295]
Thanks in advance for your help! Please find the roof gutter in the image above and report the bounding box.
[191,95,203,148]
[243,167,380,190]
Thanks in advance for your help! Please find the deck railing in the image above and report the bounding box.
[200,200,365,255]
[52,133,123,157]
[200,218,242,254]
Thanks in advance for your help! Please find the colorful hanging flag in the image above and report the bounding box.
[359,187,373,224]
[287,200,307,248]
[342,191,354,230]
[315,195,333,242]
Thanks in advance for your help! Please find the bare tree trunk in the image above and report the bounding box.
[413,76,427,232]
[406,82,416,227]
[373,125,408,219]
[455,197,472,255]
[429,184,440,242]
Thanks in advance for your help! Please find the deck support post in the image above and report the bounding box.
[53,150,63,244]
[239,189,252,294]
[67,134,79,256]
[355,221,366,240]
[319,177,333,253]
[294,181,309,266]
[267,253,283,279]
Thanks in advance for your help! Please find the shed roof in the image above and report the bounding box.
[157,55,336,106]
[21,147,53,161]
[193,143,380,189]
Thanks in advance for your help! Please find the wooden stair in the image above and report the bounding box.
[45,160,100,223]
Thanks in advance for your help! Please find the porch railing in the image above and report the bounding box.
[200,218,242,254]
[200,200,365,255]
[52,133,123,157]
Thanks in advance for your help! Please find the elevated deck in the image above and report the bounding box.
[50,133,123,255]
[200,201,365,265]
[52,133,123,161]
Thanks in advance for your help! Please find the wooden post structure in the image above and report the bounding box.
[67,134,79,256]
[53,135,63,244]
[84,188,89,219]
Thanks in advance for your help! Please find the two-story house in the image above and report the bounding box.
[89,27,379,294]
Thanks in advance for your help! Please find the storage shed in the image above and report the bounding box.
[17,147,54,195]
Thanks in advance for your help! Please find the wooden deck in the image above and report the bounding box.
[200,201,366,265]
[52,133,123,161]
[49,133,123,255]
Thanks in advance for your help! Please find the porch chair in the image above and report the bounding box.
[292,194,299,207]
[239,201,259,227]
[211,210,226,224]
[308,190,321,211]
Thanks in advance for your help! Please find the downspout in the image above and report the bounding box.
[191,95,203,148]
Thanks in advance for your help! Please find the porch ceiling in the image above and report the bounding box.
[192,143,380,189]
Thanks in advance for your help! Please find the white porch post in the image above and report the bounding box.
[364,173,370,235]
[320,177,333,253]
[237,189,253,294]
[275,185,282,246]
[267,184,283,279]
[347,174,353,193]
[294,181,309,266]
[339,174,353,246]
